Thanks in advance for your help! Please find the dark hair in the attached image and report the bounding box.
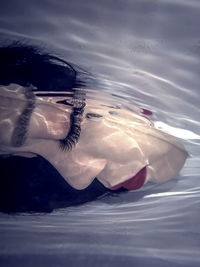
[0,43,112,213]
[0,42,82,90]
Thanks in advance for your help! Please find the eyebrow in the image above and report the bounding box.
[11,86,36,147]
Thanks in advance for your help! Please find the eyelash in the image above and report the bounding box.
[59,101,85,151]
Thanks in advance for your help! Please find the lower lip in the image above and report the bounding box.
[109,167,147,191]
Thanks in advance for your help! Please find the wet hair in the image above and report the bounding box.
[0,42,114,213]
[0,42,82,90]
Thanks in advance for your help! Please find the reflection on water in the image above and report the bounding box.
[0,0,200,266]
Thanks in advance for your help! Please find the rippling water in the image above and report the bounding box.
[0,0,200,266]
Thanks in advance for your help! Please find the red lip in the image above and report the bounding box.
[109,167,147,191]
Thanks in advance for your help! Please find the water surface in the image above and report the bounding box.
[0,0,200,266]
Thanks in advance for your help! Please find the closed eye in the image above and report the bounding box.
[59,100,85,151]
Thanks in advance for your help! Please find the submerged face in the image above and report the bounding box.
[0,84,188,191]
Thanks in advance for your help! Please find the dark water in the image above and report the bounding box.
[0,0,200,266]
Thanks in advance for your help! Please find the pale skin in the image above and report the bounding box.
[0,84,188,190]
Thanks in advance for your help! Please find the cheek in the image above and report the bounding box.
[44,147,107,190]
[80,126,142,164]
[62,156,107,190]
